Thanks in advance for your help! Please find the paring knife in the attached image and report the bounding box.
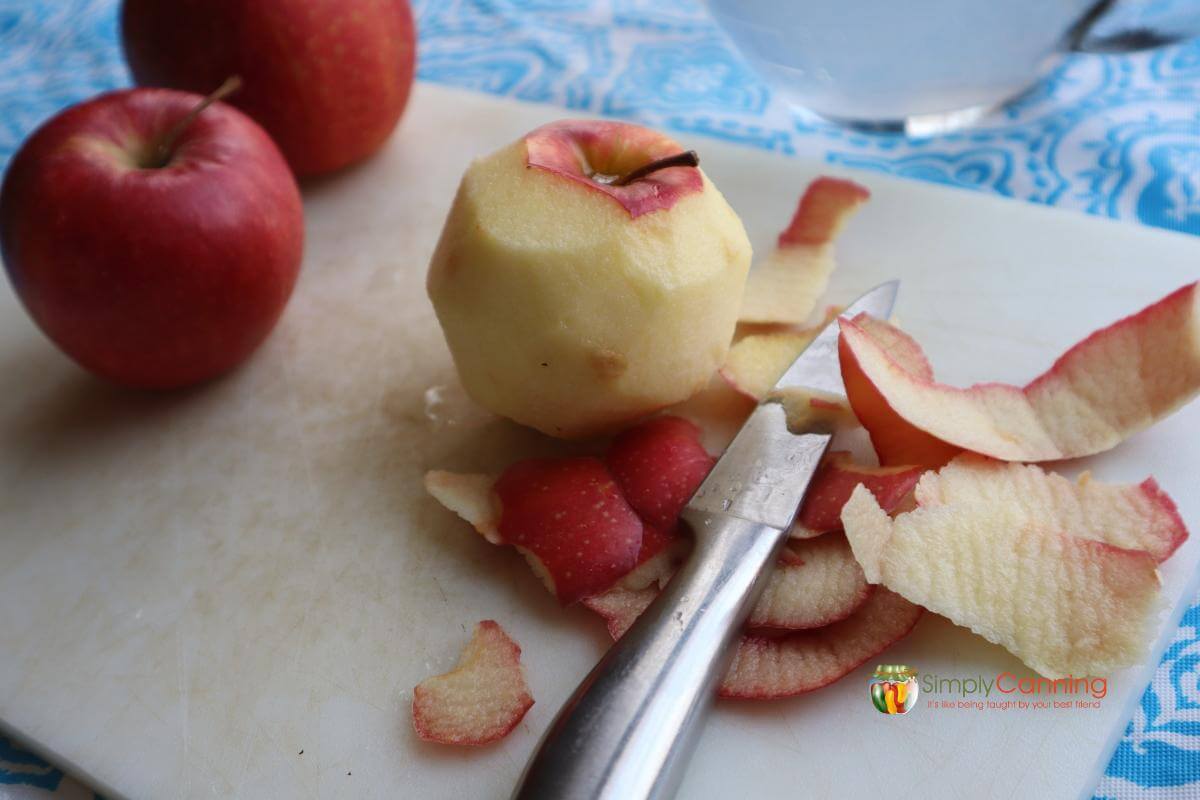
[511,281,900,800]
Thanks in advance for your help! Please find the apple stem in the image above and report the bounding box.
[151,76,243,168]
[611,150,699,186]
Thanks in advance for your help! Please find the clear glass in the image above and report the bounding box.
[707,0,1097,134]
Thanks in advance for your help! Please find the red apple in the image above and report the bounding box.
[0,87,304,388]
[120,0,416,177]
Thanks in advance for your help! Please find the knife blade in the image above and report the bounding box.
[512,281,899,800]
[687,280,899,529]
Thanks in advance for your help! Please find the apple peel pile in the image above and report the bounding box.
[421,169,1197,731]
[427,416,927,701]
[412,620,534,746]
[738,177,869,327]
[839,282,1200,467]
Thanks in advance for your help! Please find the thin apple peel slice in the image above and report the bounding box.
[839,282,1200,466]
[720,329,821,402]
[841,456,1171,678]
[424,470,501,544]
[495,457,644,605]
[589,534,871,637]
[412,620,534,745]
[789,452,923,539]
[747,534,872,630]
[720,588,922,699]
[582,586,658,640]
[739,177,869,326]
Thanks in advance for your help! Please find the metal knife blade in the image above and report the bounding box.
[685,281,899,529]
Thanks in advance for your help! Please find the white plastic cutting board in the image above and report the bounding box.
[1,84,1198,800]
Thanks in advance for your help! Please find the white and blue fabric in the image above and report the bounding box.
[1,1,1198,798]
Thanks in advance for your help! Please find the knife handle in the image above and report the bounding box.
[511,510,787,800]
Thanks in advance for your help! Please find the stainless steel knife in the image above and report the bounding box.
[511,281,899,800]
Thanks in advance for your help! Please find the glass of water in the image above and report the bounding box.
[707,0,1200,135]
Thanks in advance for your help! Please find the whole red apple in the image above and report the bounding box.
[0,87,304,389]
[120,0,416,177]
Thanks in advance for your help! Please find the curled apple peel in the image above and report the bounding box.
[739,177,869,326]
[841,456,1178,678]
[494,457,644,605]
[747,534,872,630]
[586,534,872,637]
[412,620,534,746]
[839,282,1200,466]
[720,588,922,699]
[423,471,501,544]
[789,451,924,539]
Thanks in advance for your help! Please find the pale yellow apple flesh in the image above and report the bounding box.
[427,122,752,438]
[841,455,1175,678]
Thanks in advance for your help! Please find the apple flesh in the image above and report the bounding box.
[427,120,752,438]
[739,177,869,326]
[839,282,1200,466]
[121,0,415,177]
[913,455,1187,562]
[841,455,1177,677]
[412,620,534,746]
[0,88,303,388]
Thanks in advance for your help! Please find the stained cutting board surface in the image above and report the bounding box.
[1,84,1198,800]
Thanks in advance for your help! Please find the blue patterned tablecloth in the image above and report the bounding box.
[2,2,1199,799]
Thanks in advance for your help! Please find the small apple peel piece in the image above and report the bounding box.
[606,416,715,531]
[841,457,1171,678]
[495,457,644,605]
[720,588,922,699]
[720,329,821,402]
[617,525,689,591]
[789,452,923,539]
[412,620,534,745]
[839,282,1200,466]
[582,586,659,640]
[424,471,501,544]
[739,177,869,326]
[747,534,872,630]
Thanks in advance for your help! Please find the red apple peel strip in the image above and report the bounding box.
[739,177,869,326]
[789,452,924,539]
[839,282,1200,466]
[720,588,922,699]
